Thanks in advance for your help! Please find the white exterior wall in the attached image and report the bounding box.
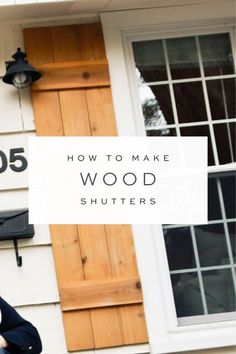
[0,23,69,354]
[0,19,235,354]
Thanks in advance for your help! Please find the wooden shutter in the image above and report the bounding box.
[24,23,148,351]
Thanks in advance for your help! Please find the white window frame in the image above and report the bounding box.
[101,2,236,353]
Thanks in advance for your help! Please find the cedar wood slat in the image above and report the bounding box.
[32,60,110,91]
[24,23,148,351]
[60,276,142,311]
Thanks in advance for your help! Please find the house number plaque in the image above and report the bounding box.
[0,133,32,191]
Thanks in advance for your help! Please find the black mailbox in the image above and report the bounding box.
[0,209,34,267]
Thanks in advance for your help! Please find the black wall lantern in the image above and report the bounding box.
[2,47,41,89]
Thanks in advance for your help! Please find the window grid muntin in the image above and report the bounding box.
[145,118,236,130]
[190,224,209,314]
[163,173,236,317]
[163,218,236,229]
[195,33,234,166]
[136,34,236,166]
[216,179,236,294]
[162,39,181,135]
[139,73,236,86]
[133,32,236,322]
[170,265,235,274]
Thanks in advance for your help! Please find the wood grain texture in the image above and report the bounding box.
[24,23,148,351]
[63,310,95,351]
[91,307,123,348]
[119,304,148,345]
[51,25,82,62]
[61,276,142,310]
[87,87,117,136]
[105,225,138,277]
[32,60,110,91]
[59,90,91,136]
[24,27,54,66]
[50,225,84,286]
[77,224,124,347]
[31,91,64,136]
[105,225,148,344]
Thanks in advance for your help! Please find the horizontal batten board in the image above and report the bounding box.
[61,276,142,310]
[32,60,110,91]
[0,245,59,306]
[0,224,51,249]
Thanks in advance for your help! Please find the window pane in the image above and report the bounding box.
[180,125,215,166]
[164,227,196,270]
[146,128,177,136]
[202,269,236,314]
[214,123,235,164]
[133,33,236,322]
[195,224,230,267]
[139,85,174,126]
[200,33,235,76]
[228,222,236,263]
[174,82,207,123]
[207,79,236,120]
[208,176,222,220]
[221,173,236,219]
[167,36,200,79]
[171,273,204,317]
[133,40,167,82]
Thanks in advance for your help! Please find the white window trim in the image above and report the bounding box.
[101,2,236,353]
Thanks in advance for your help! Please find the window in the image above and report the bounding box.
[132,33,235,165]
[132,33,236,325]
[101,2,236,352]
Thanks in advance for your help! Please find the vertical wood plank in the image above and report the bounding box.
[119,304,148,344]
[51,25,82,62]
[50,225,84,286]
[78,225,111,280]
[78,225,123,347]
[105,225,148,344]
[77,23,106,60]
[59,90,91,136]
[105,225,138,277]
[31,91,64,136]
[50,225,95,350]
[24,27,54,66]
[86,87,117,136]
[63,310,95,351]
[91,307,123,348]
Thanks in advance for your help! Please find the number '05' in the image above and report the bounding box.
[0,148,28,173]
